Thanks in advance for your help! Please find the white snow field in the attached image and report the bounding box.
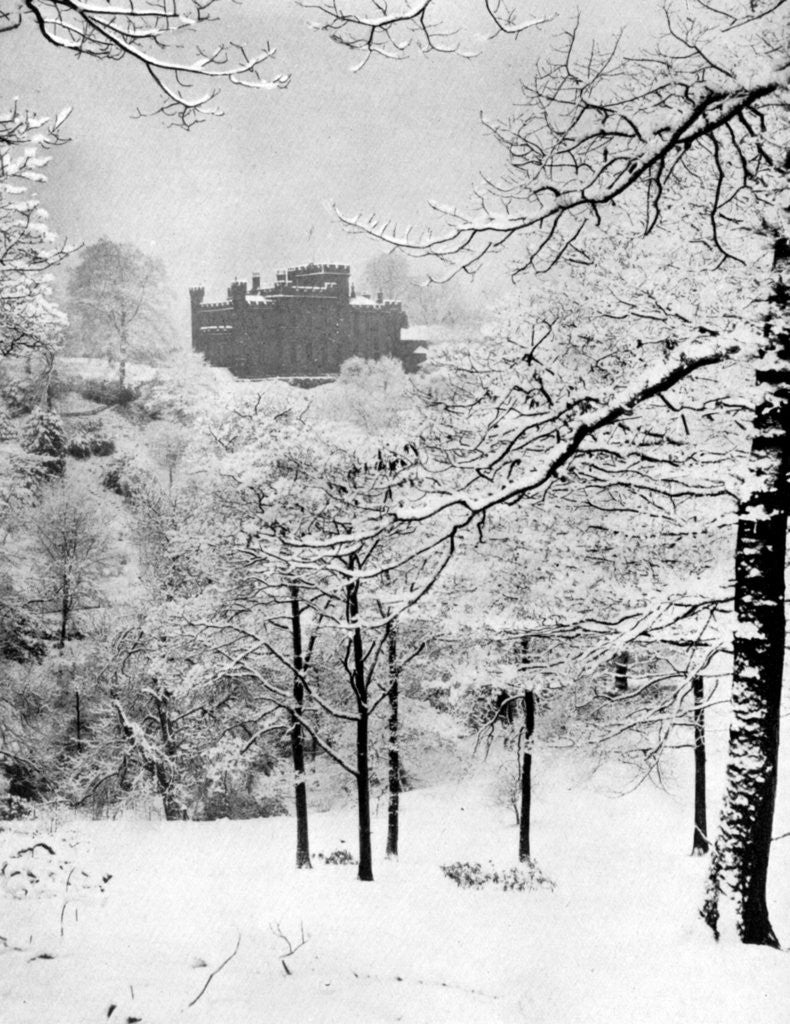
[1,751,788,1024]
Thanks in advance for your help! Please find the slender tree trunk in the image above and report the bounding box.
[75,690,82,754]
[691,675,708,856]
[118,320,128,392]
[517,637,534,861]
[386,624,400,859]
[701,234,789,947]
[159,775,186,821]
[519,689,535,862]
[58,586,69,650]
[155,689,187,821]
[614,649,629,692]
[348,573,373,881]
[289,586,312,870]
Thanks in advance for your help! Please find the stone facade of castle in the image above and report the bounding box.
[190,264,421,380]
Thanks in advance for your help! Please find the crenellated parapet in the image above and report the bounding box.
[190,261,422,381]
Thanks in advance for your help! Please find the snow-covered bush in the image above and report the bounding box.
[134,373,195,423]
[101,455,152,499]
[84,421,115,457]
[66,432,92,459]
[77,377,137,407]
[199,785,287,821]
[0,795,33,821]
[0,373,37,417]
[0,406,17,441]
[316,848,356,866]
[21,409,66,478]
[455,682,514,734]
[10,451,55,493]
[197,739,289,821]
[66,423,115,460]
[0,834,111,901]
[0,599,45,662]
[440,859,555,893]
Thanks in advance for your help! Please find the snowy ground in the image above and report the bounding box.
[1,751,788,1024]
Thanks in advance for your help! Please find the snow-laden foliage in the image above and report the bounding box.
[0,103,68,362]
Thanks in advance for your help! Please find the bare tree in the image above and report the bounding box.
[333,0,788,945]
[302,0,552,70]
[2,1,289,127]
[66,239,174,390]
[30,482,111,649]
[204,399,448,880]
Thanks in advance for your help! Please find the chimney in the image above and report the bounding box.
[252,272,261,293]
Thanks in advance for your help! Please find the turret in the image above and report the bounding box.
[228,279,248,309]
[189,286,205,308]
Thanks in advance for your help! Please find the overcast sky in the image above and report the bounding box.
[4,1,661,334]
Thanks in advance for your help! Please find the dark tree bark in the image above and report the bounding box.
[691,675,709,856]
[289,586,312,869]
[385,623,400,859]
[154,689,188,821]
[614,649,629,692]
[517,636,534,862]
[347,569,373,881]
[119,319,128,391]
[75,690,82,754]
[519,689,535,862]
[701,233,789,947]
[58,587,70,650]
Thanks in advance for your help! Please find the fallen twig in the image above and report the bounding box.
[59,866,77,938]
[187,933,241,1009]
[270,921,309,976]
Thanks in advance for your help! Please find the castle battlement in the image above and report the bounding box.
[284,263,350,274]
[190,261,421,382]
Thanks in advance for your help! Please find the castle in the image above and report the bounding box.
[190,264,422,381]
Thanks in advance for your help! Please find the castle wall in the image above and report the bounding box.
[190,264,417,380]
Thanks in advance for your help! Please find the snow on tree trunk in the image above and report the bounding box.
[155,689,187,821]
[347,573,373,881]
[701,234,789,947]
[386,624,400,859]
[692,675,709,857]
[59,584,70,649]
[289,587,312,870]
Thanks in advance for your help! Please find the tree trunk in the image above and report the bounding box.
[701,234,789,947]
[58,586,69,650]
[691,675,708,856]
[348,573,373,881]
[386,623,400,859]
[517,637,534,861]
[154,689,187,821]
[118,320,127,392]
[75,690,82,754]
[289,586,312,870]
[614,649,629,692]
[159,775,187,822]
[519,689,535,862]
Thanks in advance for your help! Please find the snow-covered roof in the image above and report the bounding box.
[401,324,463,343]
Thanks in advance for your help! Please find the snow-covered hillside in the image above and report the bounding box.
[2,748,788,1024]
